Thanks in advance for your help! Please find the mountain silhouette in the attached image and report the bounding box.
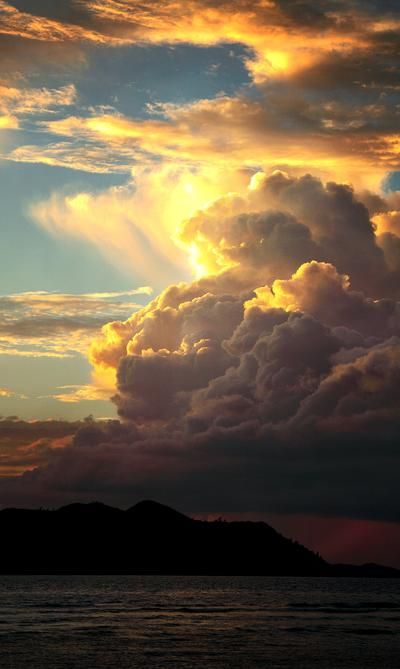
[0,500,397,576]
[127,499,193,525]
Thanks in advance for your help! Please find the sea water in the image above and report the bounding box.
[0,575,399,668]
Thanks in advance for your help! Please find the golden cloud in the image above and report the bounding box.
[0,114,18,129]
[30,164,250,283]
[80,0,374,83]
[0,2,396,189]
[0,83,76,116]
[38,97,398,188]
[0,0,110,43]
[51,384,112,403]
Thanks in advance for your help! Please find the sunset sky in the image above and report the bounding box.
[0,0,400,565]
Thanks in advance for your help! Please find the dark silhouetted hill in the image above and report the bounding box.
[0,500,398,576]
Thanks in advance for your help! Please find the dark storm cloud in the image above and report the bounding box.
[0,173,400,520]
[0,401,399,520]
[0,416,85,476]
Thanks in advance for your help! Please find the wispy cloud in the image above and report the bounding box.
[0,387,17,398]
[0,287,152,358]
[29,168,208,284]
[8,140,135,174]
[50,384,111,403]
[0,0,110,43]
[0,83,76,117]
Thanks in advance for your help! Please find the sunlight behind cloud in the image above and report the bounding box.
[31,165,250,284]
[0,114,18,129]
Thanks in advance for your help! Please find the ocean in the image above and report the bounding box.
[0,575,399,668]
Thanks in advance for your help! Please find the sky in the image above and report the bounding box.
[0,0,400,566]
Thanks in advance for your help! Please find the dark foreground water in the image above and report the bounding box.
[0,575,399,669]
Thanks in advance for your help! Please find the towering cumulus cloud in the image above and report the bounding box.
[1,171,400,519]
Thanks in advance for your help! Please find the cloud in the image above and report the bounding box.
[50,384,111,403]
[0,0,109,43]
[176,170,398,298]
[30,168,400,295]
[247,261,400,339]
[0,113,18,128]
[8,140,135,173]
[0,416,91,477]
[76,0,398,90]
[0,1,399,519]
[30,165,251,285]
[3,0,394,58]
[0,388,27,399]
[0,1,397,186]
[0,83,76,116]
[31,95,398,187]
[374,210,400,238]
[0,287,152,358]
[1,171,400,521]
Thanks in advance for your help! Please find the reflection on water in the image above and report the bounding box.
[1,575,399,668]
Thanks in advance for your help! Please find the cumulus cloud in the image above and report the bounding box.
[30,168,400,296]
[248,261,400,338]
[1,170,400,521]
[176,170,399,298]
